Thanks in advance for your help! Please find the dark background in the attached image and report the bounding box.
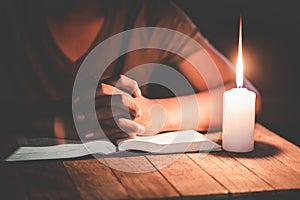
[175,0,300,146]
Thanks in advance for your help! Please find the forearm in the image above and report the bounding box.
[156,82,237,132]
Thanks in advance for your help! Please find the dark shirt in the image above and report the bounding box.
[0,0,208,136]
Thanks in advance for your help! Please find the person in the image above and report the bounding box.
[0,0,261,142]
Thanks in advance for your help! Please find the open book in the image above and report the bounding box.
[4,130,221,162]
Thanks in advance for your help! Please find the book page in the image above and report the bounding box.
[4,136,116,162]
[117,130,221,153]
[118,130,203,144]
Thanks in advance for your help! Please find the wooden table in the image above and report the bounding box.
[1,123,300,199]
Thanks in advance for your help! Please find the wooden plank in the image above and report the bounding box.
[20,161,81,200]
[104,155,179,199]
[228,146,300,190]
[146,154,228,197]
[213,124,300,191]
[255,123,300,174]
[64,159,129,200]
[188,152,273,194]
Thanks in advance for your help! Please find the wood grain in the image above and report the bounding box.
[228,147,300,190]
[64,159,129,200]
[146,154,228,196]
[104,155,179,199]
[188,152,273,194]
[255,124,300,174]
[223,124,300,190]
[20,161,81,200]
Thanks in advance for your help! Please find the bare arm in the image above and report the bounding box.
[133,41,261,135]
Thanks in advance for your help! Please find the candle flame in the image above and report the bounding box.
[236,17,244,88]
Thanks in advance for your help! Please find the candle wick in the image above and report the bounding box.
[238,86,242,88]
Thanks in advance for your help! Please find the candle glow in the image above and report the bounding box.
[236,17,244,88]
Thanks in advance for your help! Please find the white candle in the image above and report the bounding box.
[222,17,256,152]
[222,88,256,152]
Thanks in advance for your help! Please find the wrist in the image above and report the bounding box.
[153,98,181,132]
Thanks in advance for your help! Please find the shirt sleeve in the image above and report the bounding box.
[121,0,212,97]
[140,0,211,66]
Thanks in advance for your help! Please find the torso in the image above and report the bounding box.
[6,0,202,103]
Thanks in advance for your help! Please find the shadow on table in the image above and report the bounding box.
[210,141,280,159]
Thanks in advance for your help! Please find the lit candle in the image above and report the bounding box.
[222,17,256,152]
